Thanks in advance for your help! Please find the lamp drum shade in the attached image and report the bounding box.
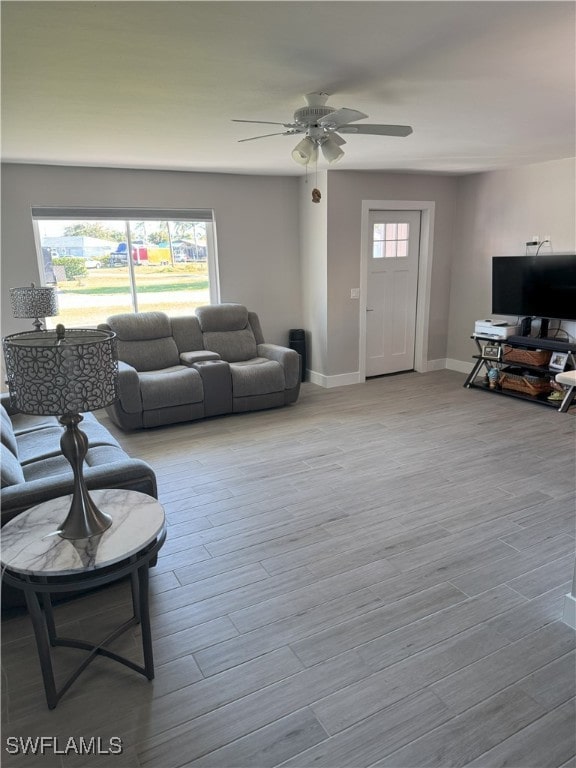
[3,328,118,416]
[10,285,59,320]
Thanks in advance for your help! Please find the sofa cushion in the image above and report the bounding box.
[104,312,180,371]
[106,311,171,341]
[230,359,285,396]
[16,427,63,465]
[138,366,204,410]
[196,303,249,332]
[9,412,60,435]
[16,417,120,466]
[1,405,19,457]
[21,444,146,483]
[1,444,25,488]
[202,329,258,363]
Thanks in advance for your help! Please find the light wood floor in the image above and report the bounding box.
[2,370,575,768]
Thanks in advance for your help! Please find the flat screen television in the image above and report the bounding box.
[492,254,576,322]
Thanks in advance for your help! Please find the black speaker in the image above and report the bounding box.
[289,329,307,382]
[520,317,532,336]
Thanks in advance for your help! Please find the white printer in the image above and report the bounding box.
[474,319,520,339]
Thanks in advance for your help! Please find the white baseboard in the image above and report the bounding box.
[307,370,361,388]
[424,358,447,372]
[307,358,473,387]
[562,592,576,629]
[445,358,474,374]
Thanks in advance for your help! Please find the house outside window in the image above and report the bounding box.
[33,209,219,328]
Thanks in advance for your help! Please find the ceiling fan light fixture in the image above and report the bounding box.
[292,136,318,165]
[321,136,345,164]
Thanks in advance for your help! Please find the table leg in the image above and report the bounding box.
[464,357,487,388]
[131,569,141,623]
[137,564,154,680]
[40,591,57,646]
[559,384,575,413]
[23,590,58,709]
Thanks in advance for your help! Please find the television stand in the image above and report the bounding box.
[464,335,576,413]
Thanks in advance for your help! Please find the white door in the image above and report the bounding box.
[365,210,421,376]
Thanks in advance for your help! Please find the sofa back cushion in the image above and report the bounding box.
[102,312,180,372]
[202,330,258,363]
[196,304,249,332]
[171,315,205,353]
[1,443,24,488]
[196,304,258,362]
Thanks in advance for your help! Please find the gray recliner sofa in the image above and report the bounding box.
[98,304,300,430]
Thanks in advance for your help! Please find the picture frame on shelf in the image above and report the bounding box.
[549,351,569,372]
[482,343,502,361]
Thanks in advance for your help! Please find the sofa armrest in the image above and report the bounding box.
[117,360,143,413]
[180,350,221,366]
[1,393,18,416]
[257,344,301,389]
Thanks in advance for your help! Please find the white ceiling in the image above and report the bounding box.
[2,1,575,176]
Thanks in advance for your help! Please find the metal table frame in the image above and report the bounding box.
[2,526,166,709]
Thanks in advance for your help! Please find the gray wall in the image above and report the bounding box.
[2,159,575,383]
[324,171,458,375]
[0,164,301,344]
[448,157,576,366]
[298,172,328,376]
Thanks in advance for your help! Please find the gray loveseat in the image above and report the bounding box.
[98,304,300,430]
[0,397,158,526]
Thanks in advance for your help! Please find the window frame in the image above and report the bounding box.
[32,208,220,326]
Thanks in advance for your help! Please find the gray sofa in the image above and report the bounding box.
[98,304,300,430]
[0,397,157,527]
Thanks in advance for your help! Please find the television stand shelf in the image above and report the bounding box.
[464,335,576,413]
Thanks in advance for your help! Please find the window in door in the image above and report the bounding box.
[372,222,410,259]
[33,209,219,328]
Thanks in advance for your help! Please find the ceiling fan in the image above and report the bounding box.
[233,92,413,165]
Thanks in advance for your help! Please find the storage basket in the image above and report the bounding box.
[502,345,551,366]
[499,370,552,396]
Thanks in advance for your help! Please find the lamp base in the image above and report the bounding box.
[58,415,113,540]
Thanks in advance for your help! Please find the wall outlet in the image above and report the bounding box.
[350,288,360,299]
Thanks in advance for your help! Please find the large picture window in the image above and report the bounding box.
[33,208,218,328]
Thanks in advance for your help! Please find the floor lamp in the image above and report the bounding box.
[3,325,119,540]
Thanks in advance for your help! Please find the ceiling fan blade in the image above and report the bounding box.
[237,130,301,142]
[318,108,368,128]
[339,124,413,137]
[232,119,292,126]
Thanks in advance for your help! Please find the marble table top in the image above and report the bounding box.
[1,489,166,577]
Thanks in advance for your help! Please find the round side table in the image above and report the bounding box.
[1,489,166,709]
